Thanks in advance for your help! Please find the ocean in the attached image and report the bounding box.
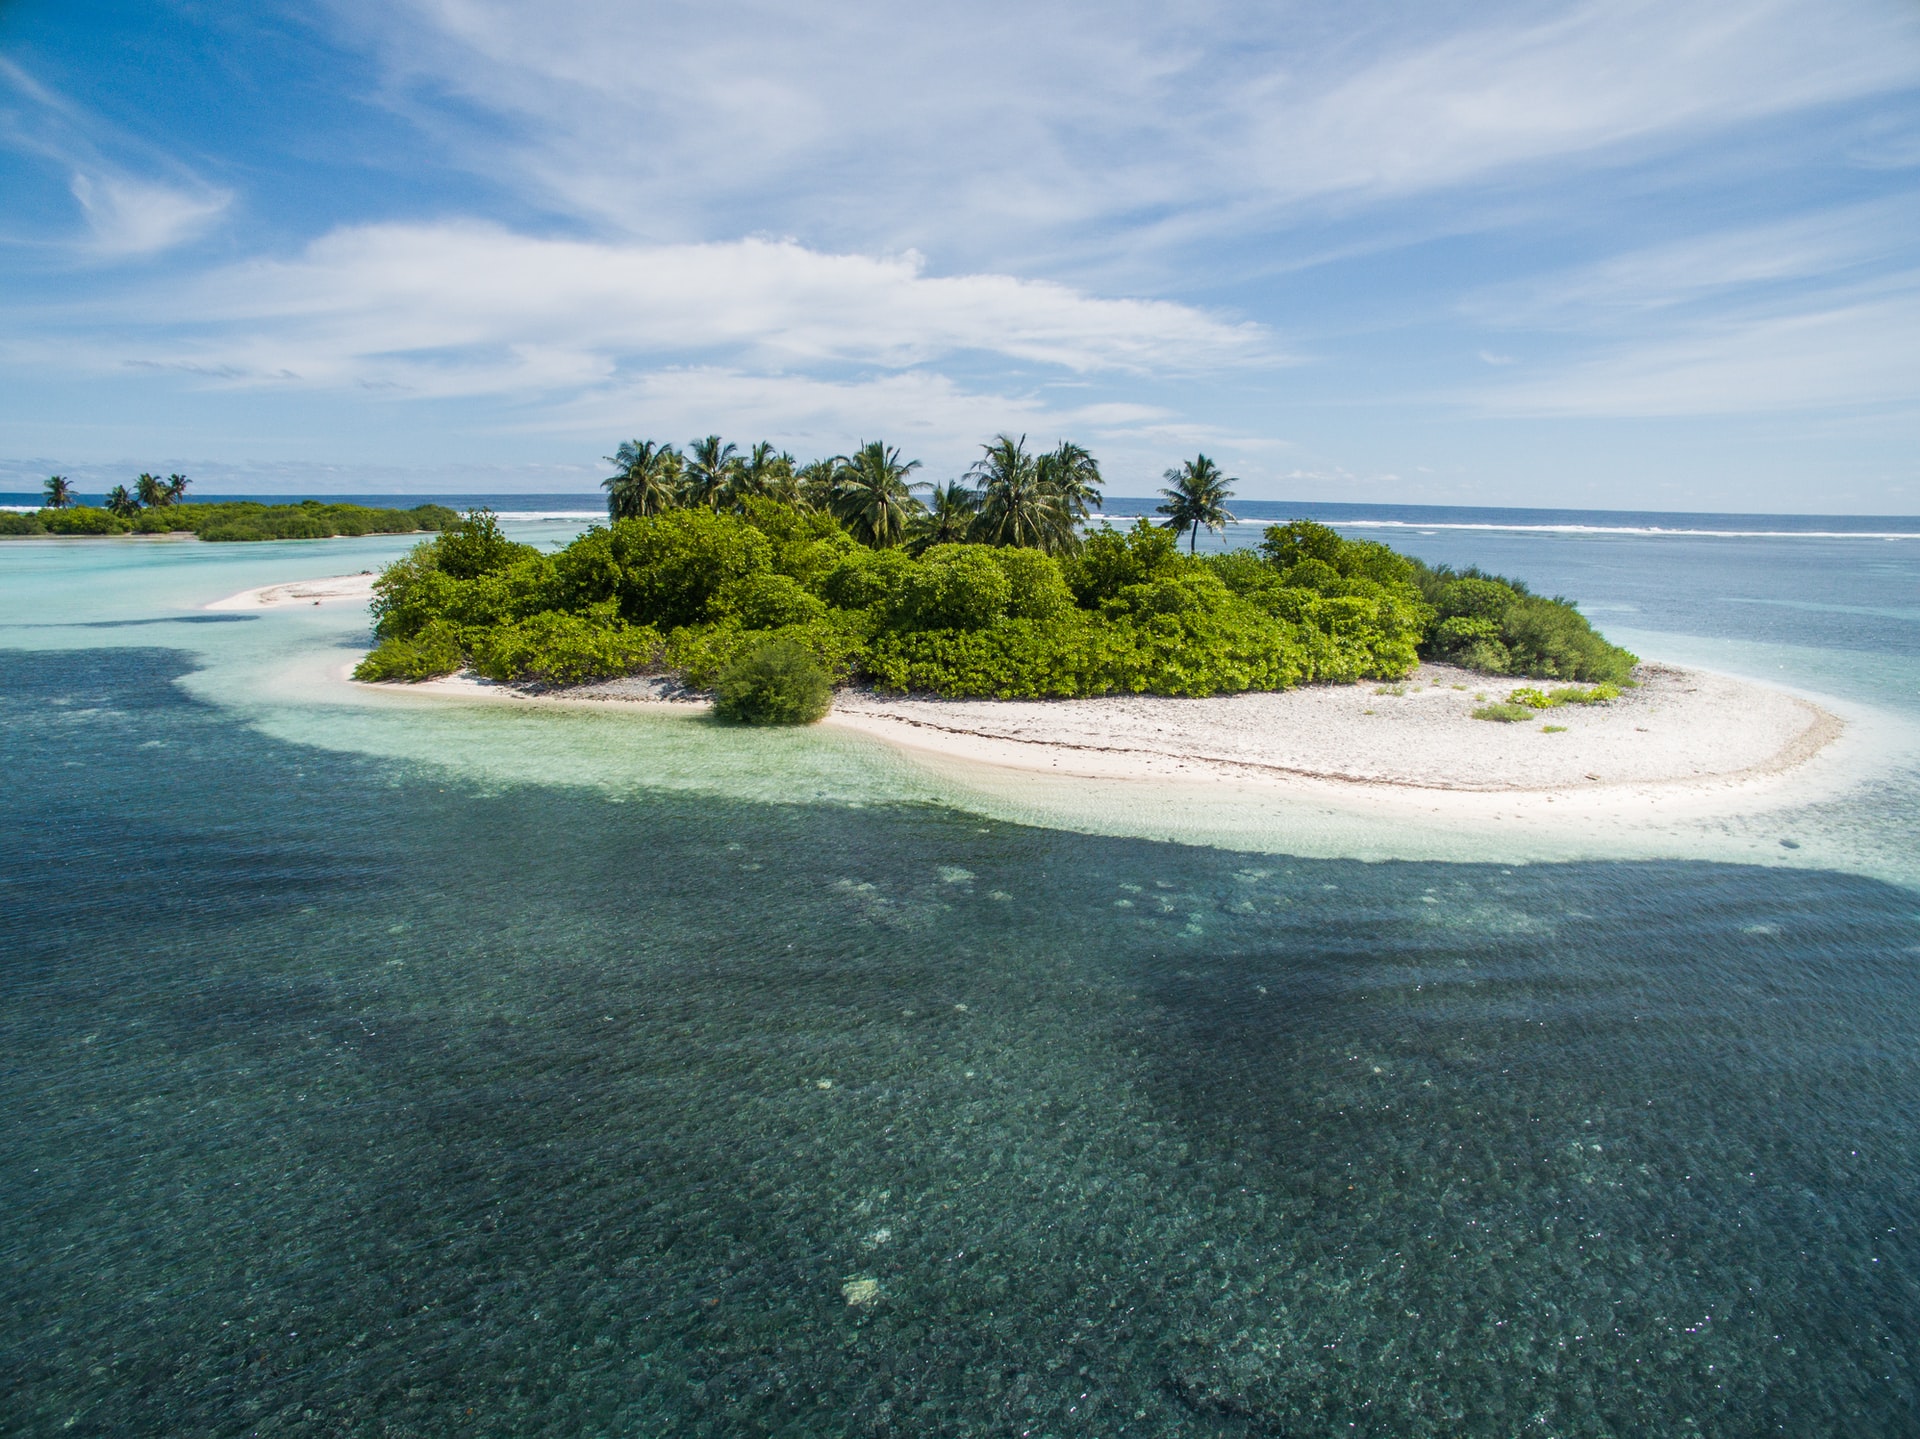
[2,506,1917,1436]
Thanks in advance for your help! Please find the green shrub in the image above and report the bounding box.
[1508,687,1554,709]
[668,616,869,690]
[42,506,128,535]
[992,546,1074,620]
[712,638,833,725]
[1064,520,1180,605]
[1438,578,1514,622]
[821,547,916,611]
[434,509,536,579]
[353,621,465,681]
[1551,682,1622,704]
[716,572,828,630]
[607,510,773,628]
[467,613,661,687]
[898,546,1013,630]
[1472,702,1534,723]
[0,512,46,536]
[1501,594,1637,683]
[350,496,1629,709]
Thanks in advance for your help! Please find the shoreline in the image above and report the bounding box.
[214,572,1853,832]
[377,660,1845,812]
[206,572,377,609]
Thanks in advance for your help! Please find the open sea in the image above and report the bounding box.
[3,501,1918,1437]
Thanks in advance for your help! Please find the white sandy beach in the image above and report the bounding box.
[206,572,377,610]
[394,660,1842,816]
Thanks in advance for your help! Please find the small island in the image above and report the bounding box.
[2,471,456,541]
[320,433,1843,818]
[353,433,1636,719]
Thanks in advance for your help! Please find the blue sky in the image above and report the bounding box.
[2,0,1918,510]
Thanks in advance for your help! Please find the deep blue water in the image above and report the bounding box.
[4,508,1920,1436]
[4,645,1920,1436]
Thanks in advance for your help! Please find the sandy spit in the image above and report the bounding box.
[383,662,1841,807]
[207,572,377,610]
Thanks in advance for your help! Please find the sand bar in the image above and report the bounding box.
[389,661,1842,808]
[207,572,377,610]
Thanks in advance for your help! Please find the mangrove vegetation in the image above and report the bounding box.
[353,433,1637,720]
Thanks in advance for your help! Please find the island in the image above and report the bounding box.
[207,436,1846,816]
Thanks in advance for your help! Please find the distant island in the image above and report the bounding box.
[353,432,1636,721]
[2,471,455,542]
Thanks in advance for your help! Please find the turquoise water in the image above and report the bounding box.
[3,525,1919,1436]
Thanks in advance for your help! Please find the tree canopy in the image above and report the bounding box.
[355,498,1637,704]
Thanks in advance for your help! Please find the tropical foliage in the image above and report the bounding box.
[0,494,457,541]
[1406,560,1636,683]
[353,503,1507,704]
[1157,454,1236,554]
[43,475,73,509]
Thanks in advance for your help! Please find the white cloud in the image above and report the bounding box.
[326,0,1920,258]
[1239,0,1920,205]
[126,223,1270,395]
[1,59,231,257]
[1476,274,1920,416]
[69,173,231,257]
[1465,198,1920,327]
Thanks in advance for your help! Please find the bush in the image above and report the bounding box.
[467,613,661,687]
[607,510,773,628]
[712,638,833,725]
[1065,520,1180,605]
[1417,561,1635,683]
[821,547,916,611]
[716,572,828,630]
[898,546,1013,630]
[0,512,46,536]
[351,497,1633,707]
[992,547,1073,620]
[42,506,128,535]
[434,509,536,579]
[353,621,465,681]
[1501,595,1637,683]
[1472,702,1534,723]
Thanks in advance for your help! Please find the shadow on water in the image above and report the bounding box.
[2,648,1917,1437]
[10,614,261,628]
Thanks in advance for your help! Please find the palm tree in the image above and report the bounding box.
[603,439,684,520]
[42,475,73,509]
[969,434,1074,552]
[909,480,981,550]
[164,473,190,504]
[683,435,741,509]
[830,441,922,547]
[1036,441,1103,526]
[797,457,842,512]
[1157,454,1237,555]
[104,484,139,518]
[135,472,167,508]
[729,442,798,508]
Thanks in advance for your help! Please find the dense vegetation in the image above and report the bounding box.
[1,483,457,542]
[354,475,1636,719]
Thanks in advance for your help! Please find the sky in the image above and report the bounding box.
[2,0,1918,510]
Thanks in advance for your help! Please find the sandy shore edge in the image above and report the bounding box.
[207,572,377,610]
[372,660,1844,811]
[255,568,1848,813]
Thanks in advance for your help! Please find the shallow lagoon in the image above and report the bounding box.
[2,521,1918,1435]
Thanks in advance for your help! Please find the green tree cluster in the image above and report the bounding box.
[354,506,1471,708]
[0,489,457,542]
[1408,560,1636,683]
[602,431,1109,555]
